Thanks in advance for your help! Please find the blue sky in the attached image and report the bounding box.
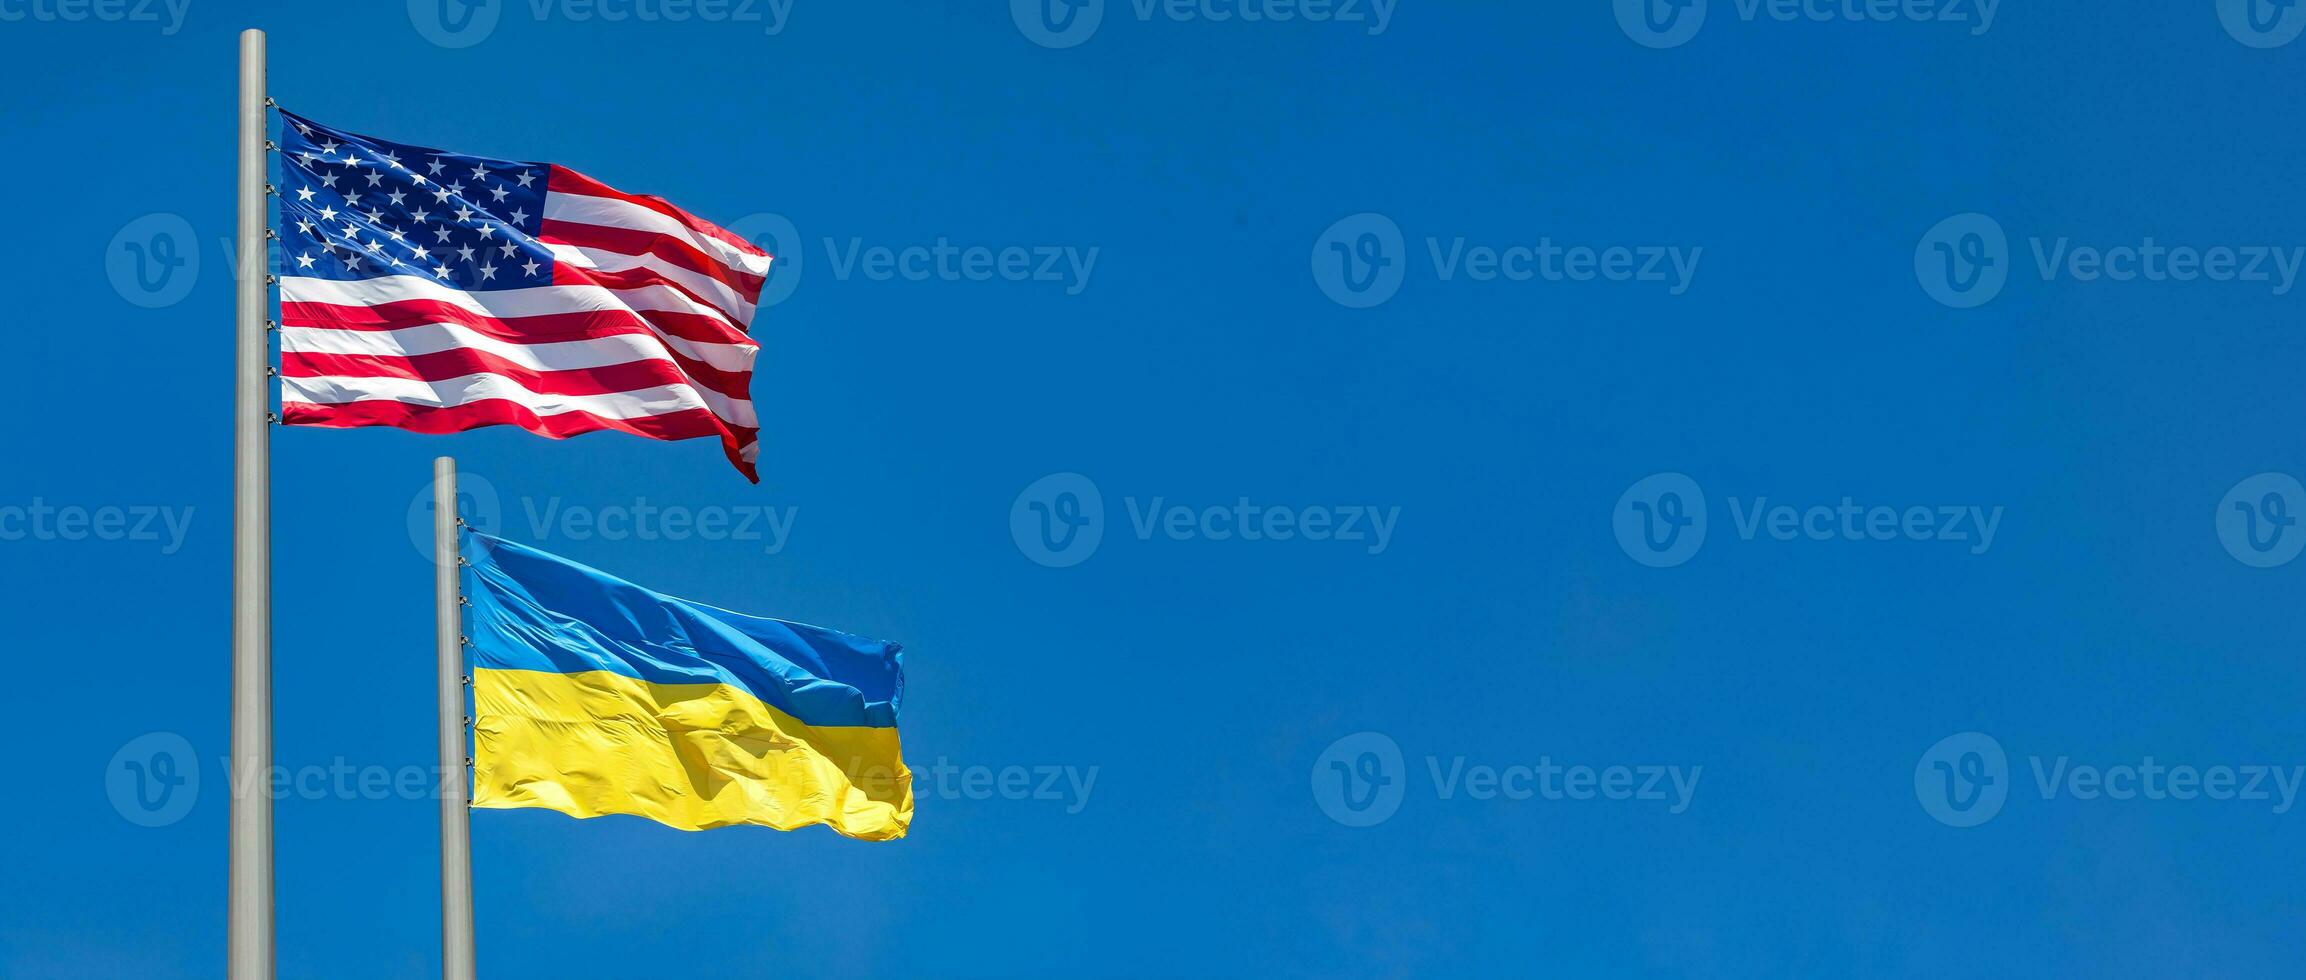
[8,1,2306,976]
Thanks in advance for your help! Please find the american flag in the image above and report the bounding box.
[274,110,769,481]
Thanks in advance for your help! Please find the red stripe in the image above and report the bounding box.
[280,299,756,398]
[283,399,759,483]
[547,165,767,258]
[280,349,752,425]
[542,217,767,298]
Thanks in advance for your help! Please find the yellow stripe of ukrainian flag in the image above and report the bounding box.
[471,668,912,841]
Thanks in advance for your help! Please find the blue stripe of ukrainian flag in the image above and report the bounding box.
[464,532,910,841]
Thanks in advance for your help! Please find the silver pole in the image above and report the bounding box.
[436,457,478,980]
[229,27,273,980]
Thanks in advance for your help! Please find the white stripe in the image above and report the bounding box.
[282,372,757,429]
[279,323,755,426]
[542,191,772,278]
[279,275,757,371]
[545,243,756,325]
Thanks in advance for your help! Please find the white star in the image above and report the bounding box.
[478,262,498,281]
[298,151,319,166]
[317,206,338,222]
[434,226,453,243]
[292,119,313,136]
[428,159,447,175]
[388,228,407,243]
[522,258,542,277]
[365,210,385,224]
[295,186,316,202]
[364,171,383,187]
[296,253,315,269]
[447,182,468,199]
[295,219,315,235]
[343,191,361,206]
[319,172,340,188]
[319,139,339,156]
[433,264,453,279]
[341,224,361,240]
[411,208,431,223]
[470,162,490,180]
[456,245,477,262]
[489,185,510,202]
[454,206,476,224]
[412,246,431,261]
[345,252,363,269]
[514,170,536,188]
[498,242,518,258]
[388,190,407,206]
[340,151,365,167]
[476,224,495,239]
[364,239,383,253]
[507,208,529,224]
[410,173,428,187]
[382,152,403,170]
[432,186,453,203]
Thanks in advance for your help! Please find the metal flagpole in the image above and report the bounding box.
[436,457,478,980]
[230,26,274,980]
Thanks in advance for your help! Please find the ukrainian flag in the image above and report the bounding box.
[463,533,910,841]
